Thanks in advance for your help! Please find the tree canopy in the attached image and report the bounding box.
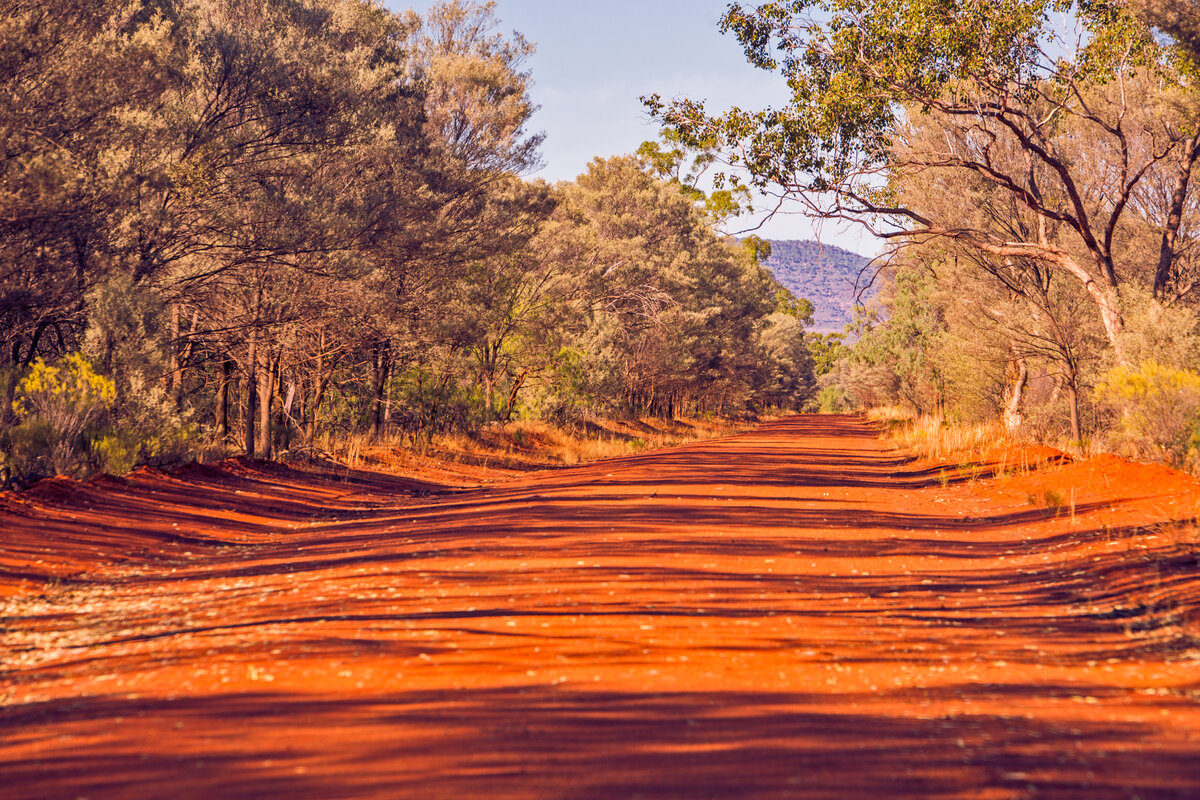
[0,0,818,483]
[648,0,1200,357]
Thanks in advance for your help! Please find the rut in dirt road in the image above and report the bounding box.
[2,414,1199,799]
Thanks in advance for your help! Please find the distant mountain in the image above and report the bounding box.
[761,240,874,333]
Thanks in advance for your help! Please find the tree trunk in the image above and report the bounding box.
[169,304,183,409]
[1072,273,1125,359]
[216,356,232,437]
[1066,381,1081,446]
[369,341,391,439]
[243,335,257,457]
[307,368,333,447]
[256,349,274,459]
[1155,133,1200,300]
[502,369,528,422]
[279,371,293,453]
[243,285,263,456]
[1003,346,1028,433]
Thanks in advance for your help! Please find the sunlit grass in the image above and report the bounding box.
[312,416,745,478]
[867,406,1013,462]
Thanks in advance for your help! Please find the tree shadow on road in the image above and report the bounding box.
[2,684,1196,800]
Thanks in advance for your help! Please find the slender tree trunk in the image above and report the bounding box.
[216,356,232,437]
[502,369,528,422]
[369,340,391,439]
[484,374,497,418]
[244,335,257,456]
[1066,381,1081,446]
[257,349,274,459]
[169,304,183,409]
[279,370,294,453]
[1081,278,1124,360]
[307,362,333,446]
[1155,133,1200,300]
[1004,346,1028,433]
[244,285,263,457]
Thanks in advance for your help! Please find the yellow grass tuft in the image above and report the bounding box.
[868,407,1012,462]
[310,416,746,483]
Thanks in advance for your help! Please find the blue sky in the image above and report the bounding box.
[392,1,876,255]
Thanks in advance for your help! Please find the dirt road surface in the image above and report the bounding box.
[2,415,1199,798]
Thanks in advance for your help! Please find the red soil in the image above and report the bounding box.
[1,414,1199,799]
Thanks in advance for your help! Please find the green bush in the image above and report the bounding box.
[107,376,202,467]
[1094,361,1200,473]
[814,384,850,413]
[87,428,142,476]
[6,354,116,480]
[1,354,204,483]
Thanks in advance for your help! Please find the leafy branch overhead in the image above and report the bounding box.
[647,0,1200,362]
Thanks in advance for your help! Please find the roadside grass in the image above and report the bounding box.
[867,406,1075,487]
[868,406,1013,463]
[311,415,747,480]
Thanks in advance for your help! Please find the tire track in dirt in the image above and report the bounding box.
[2,414,1199,798]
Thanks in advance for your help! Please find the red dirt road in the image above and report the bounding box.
[2,415,1200,799]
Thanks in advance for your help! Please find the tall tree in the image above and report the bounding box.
[647,0,1200,357]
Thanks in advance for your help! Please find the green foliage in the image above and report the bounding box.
[1094,362,1200,472]
[1115,288,1200,370]
[1,352,202,481]
[0,0,826,479]
[87,428,142,476]
[657,0,1152,195]
[742,236,772,264]
[6,353,115,479]
[821,266,947,414]
[815,384,850,413]
[636,134,753,227]
[108,377,203,466]
[773,287,815,324]
[807,332,848,378]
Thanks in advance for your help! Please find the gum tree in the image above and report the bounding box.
[647,0,1200,358]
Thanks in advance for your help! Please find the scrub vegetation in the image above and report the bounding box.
[650,0,1200,473]
[0,0,817,485]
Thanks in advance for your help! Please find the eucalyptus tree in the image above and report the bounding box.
[548,155,804,416]
[647,0,1200,358]
[322,0,551,437]
[0,0,173,380]
[150,0,435,456]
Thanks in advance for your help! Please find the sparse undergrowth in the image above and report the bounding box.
[868,406,1016,463]
[868,406,1071,487]
[300,416,750,481]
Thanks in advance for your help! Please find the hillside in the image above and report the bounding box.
[763,240,874,333]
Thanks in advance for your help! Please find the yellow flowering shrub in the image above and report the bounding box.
[5,353,118,479]
[1093,361,1200,473]
[13,353,116,423]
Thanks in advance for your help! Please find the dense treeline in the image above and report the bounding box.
[653,0,1200,472]
[0,0,815,483]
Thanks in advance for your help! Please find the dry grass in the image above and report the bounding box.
[868,407,1013,462]
[868,407,1074,485]
[308,416,747,483]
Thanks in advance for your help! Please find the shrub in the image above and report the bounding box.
[12,353,116,435]
[87,428,142,476]
[5,354,116,480]
[1094,361,1200,473]
[1115,289,1200,370]
[814,384,850,413]
[105,375,202,467]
